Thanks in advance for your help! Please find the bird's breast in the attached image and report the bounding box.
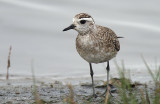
[76,35,117,63]
[76,34,96,53]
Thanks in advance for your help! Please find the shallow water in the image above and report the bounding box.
[0,0,160,83]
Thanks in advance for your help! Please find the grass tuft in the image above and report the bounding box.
[6,46,12,80]
[104,85,110,104]
[64,83,77,104]
[31,60,42,104]
[142,56,160,104]
[115,61,136,104]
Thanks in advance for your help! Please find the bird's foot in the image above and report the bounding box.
[100,89,113,97]
[99,84,117,97]
[93,93,98,98]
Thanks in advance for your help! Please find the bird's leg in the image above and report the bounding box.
[107,61,110,92]
[89,63,97,98]
[100,61,113,97]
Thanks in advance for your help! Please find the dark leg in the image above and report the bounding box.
[100,61,113,96]
[107,61,114,96]
[106,61,110,93]
[89,63,97,98]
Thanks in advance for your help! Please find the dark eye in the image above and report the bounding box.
[80,20,86,24]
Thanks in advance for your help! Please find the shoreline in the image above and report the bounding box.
[0,77,155,104]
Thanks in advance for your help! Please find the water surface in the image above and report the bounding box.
[0,0,160,83]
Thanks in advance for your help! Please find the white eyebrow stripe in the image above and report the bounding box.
[79,18,93,21]
[73,18,75,22]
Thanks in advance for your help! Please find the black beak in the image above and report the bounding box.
[63,24,76,31]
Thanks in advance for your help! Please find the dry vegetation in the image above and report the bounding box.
[6,46,12,80]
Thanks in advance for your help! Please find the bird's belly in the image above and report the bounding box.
[77,48,117,63]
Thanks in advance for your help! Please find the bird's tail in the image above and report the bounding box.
[117,36,124,38]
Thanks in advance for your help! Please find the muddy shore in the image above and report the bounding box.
[0,77,155,104]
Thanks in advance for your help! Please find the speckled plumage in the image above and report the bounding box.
[75,13,92,19]
[75,16,120,63]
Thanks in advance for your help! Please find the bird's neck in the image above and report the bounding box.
[78,25,97,36]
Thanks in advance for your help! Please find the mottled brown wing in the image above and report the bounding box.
[113,36,120,51]
[96,25,120,52]
[106,27,120,51]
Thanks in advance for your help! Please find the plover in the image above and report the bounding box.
[63,13,121,97]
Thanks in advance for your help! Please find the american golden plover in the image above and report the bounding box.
[63,13,121,97]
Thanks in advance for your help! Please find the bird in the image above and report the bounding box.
[63,13,121,97]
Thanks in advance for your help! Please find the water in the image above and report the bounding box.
[0,0,160,83]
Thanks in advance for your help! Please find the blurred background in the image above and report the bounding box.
[0,0,159,83]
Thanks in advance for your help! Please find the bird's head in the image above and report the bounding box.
[63,13,96,34]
